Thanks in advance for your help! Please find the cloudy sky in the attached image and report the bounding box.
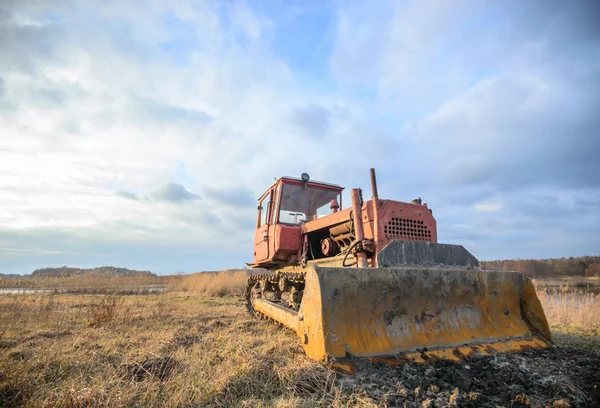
[1,0,599,274]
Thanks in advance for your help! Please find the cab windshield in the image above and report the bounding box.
[278,183,340,224]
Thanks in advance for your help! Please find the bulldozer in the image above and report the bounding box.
[245,169,551,366]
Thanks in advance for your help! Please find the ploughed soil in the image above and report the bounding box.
[336,345,600,407]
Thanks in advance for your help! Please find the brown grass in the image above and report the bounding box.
[169,269,248,297]
[0,293,350,407]
[1,273,599,407]
[536,285,600,330]
[0,275,171,294]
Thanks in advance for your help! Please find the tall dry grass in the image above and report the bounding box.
[0,293,347,407]
[1,278,599,406]
[0,274,171,294]
[169,269,248,297]
[536,285,600,329]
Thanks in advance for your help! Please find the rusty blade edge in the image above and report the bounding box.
[330,335,551,374]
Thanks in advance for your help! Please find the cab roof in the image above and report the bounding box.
[278,176,343,191]
[257,176,344,201]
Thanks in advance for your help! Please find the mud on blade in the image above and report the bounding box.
[296,266,551,361]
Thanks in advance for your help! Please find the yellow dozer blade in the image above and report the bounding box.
[253,265,551,362]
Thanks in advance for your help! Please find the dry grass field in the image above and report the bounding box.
[168,270,248,297]
[1,271,599,407]
[537,286,600,331]
[0,275,171,295]
[0,293,339,407]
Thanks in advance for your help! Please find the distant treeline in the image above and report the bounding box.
[30,266,156,278]
[481,256,600,277]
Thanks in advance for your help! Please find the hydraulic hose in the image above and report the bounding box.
[342,240,361,267]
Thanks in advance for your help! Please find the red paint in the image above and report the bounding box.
[250,172,438,268]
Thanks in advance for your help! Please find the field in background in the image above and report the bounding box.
[537,286,600,331]
[0,275,171,294]
[532,276,600,294]
[1,271,599,406]
[168,269,249,297]
[0,269,255,296]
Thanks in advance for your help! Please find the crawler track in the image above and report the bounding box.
[245,271,306,318]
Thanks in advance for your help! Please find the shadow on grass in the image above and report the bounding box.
[207,362,334,407]
[120,356,180,382]
[0,384,25,407]
[551,326,600,352]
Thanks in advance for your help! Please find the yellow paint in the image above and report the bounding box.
[253,299,300,332]
[253,265,552,363]
[382,337,550,365]
[331,361,356,374]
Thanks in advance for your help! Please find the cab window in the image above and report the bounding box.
[271,184,281,224]
[258,195,269,226]
[278,184,340,224]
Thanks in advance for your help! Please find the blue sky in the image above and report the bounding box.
[1,0,599,274]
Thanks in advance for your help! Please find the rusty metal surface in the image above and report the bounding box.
[253,298,300,332]
[252,176,346,267]
[369,168,379,200]
[252,170,439,269]
[366,336,550,366]
[248,170,552,367]
[279,177,344,193]
[350,189,368,268]
[376,241,480,268]
[297,266,551,361]
[272,224,302,260]
[372,199,438,245]
[301,208,351,234]
[369,168,380,256]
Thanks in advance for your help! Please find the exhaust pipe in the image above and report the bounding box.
[370,168,379,200]
[370,168,380,263]
[350,189,368,268]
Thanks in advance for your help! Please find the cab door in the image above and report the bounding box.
[254,191,271,262]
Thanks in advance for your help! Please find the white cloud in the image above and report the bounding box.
[473,202,503,213]
[0,0,375,273]
[329,0,600,260]
[0,0,598,273]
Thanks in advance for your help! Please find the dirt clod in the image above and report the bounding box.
[336,347,600,407]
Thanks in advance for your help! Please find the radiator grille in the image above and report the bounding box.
[384,217,432,242]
